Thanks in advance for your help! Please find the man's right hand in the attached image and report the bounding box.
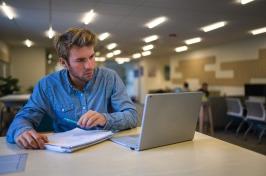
[15,130,48,149]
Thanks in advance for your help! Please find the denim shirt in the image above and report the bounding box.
[6,67,138,143]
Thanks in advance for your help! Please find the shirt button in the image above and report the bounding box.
[62,108,65,112]
[80,94,83,96]
[82,107,86,110]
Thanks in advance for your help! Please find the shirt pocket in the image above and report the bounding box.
[54,104,76,120]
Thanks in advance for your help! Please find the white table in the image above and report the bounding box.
[0,128,265,176]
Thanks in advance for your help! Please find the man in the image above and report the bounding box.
[198,82,209,98]
[6,28,138,149]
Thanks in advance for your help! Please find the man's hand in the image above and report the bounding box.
[78,110,107,129]
[15,130,48,149]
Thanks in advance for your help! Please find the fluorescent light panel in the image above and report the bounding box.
[106,52,114,58]
[95,57,106,62]
[201,21,227,32]
[142,51,151,56]
[143,35,159,43]
[184,37,202,45]
[250,27,266,35]
[175,46,188,52]
[115,57,130,64]
[240,0,255,5]
[82,9,95,25]
[132,53,141,59]
[142,44,154,51]
[98,32,110,41]
[106,43,117,50]
[113,50,121,55]
[146,16,167,29]
[1,2,15,20]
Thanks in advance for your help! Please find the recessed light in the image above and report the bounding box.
[142,51,151,56]
[1,2,15,20]
[175,46,188,52]
[142,44,154,51]
[132,53,141,59]
[113,50,121,55]
[239,0,255,5]
[201,21,227,32]
[143,35,159,43]
[98,32,110,41]
[184,37,202,45]
[95,57,106,62]
[106,43,117,50]
[146,16,167,29]
[106,52,114,58]
[45,27,56,39]
[250,27,266,35]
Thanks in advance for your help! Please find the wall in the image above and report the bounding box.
[0,41,10,63]
[170,36,266,96]
[10,47,46,92]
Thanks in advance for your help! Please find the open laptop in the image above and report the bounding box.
[111,92,202,151]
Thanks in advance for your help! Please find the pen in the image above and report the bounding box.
[63,118,78,126]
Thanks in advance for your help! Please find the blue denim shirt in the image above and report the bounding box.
[6,67,138,143]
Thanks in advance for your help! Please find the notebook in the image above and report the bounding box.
[44,128,113,153]
[111,92,202,151]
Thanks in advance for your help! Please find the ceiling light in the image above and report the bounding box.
[240,0,255,5]
[95,57,106,62]
[142,51,151,56]
[115,57,130,64]
[146,16,167,29]
[106,52,114,58]
[142,44,154,51]
[46,27,56,39]
[24,39,34,48]
[143,35,159,43]
[175,46,188,52]
[132,53,141,59]
[82,9,95,25]
[106,43,117,50]
[250,27,266,35]
[201,21,227,32]
[113,50,121,55]
[1,2,15,20]
[98,32,110,41]
[184,37,202,45]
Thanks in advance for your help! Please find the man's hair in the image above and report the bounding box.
[54,28,97,61]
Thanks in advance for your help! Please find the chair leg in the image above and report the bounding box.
[224,119,233,132]
[258,128,265,144]
[236,120,245,137]
[243,123,253,140]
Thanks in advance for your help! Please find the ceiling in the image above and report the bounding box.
[0,0,266,59]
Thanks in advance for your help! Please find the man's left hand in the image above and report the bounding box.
[78,110,107,128]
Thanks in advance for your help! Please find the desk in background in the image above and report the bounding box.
[0,128,265,176]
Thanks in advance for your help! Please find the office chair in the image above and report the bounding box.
[224,98,245,136]
[244,101,266,143]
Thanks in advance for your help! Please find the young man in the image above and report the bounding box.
[6,28,138,149]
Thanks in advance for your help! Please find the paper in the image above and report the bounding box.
[45,128,113,153]
[0,153,28,174]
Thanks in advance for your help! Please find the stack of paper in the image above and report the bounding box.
[45,128,113,153]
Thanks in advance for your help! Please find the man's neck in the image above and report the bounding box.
[68,73,85,91]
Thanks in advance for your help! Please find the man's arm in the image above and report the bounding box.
[6,80,51,145]
[102,72,138,131]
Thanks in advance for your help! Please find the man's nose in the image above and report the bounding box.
[84,59,93,68]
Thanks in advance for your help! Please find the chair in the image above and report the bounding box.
[224,98,245,135]
[244,101,266,143]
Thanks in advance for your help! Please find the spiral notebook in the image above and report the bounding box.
[44,128,113,153]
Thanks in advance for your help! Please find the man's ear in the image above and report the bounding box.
[59,58,68,69]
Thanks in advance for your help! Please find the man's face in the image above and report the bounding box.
[64,46,96,85]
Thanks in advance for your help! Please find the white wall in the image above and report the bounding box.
[10,47,46,92]
[170,35,266,96]
[0,41,10,63]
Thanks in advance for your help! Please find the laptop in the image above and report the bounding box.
[111,92,202,151]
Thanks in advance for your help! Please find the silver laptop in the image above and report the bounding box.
[111,92,203,151]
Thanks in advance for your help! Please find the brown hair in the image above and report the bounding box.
[54,28,97,61]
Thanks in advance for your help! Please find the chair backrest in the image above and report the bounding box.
[226,98,244,118]
[245,101,266,122]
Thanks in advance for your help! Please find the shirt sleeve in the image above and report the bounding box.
[102,72,138,131]
[6,80,51,143]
